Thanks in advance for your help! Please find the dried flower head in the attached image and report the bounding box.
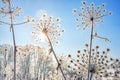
[25,16,35,22]
[68,54,71,57]
[106,48,110,52]
[96,45,99,49]
[0,0,22,20]
[73,1,112,30]
[77,50,80,53]
[85,43,88,47]
[67,44,119,80]
[32,12,64,44]
[72,9,77,13]
[82,1,86,5]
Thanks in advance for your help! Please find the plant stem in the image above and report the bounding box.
[46,34,66,80]
[8,1,16,80]
[11,24,16,80]
[90,73,93,80]
[87,21,94,80]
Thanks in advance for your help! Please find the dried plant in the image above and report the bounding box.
[73,1,111,30]
[106,61,120,80]
[67,44,119,80]
[58,54,79,80]
[32,12,66,80]
[32,13,64,44]
[0,0,34,80]
[73,1,112,80]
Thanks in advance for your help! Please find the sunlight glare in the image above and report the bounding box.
[39,32,47,42]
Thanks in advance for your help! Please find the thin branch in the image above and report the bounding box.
[0,20,11,25]
[0,20,29,26]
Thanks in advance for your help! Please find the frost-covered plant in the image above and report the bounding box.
[73,1,112,80]
[58,54,79,80]
[73,1,111,30]
[0,0,34,80]
[32,13,64,44]
[32,13,66,80]
[106,61,120,80]
[67,44,119,80]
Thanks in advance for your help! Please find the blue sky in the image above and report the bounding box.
[0,0,120,58]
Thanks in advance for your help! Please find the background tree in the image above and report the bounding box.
[16,44,54,80]
[0,44,57,80]
[0,44,13,80]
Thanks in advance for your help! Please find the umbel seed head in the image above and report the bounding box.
[109,11,112,15]
[107,48,110,51]
[82,1,86,5]
[102,3,106,7]
[32,12,63,44]
[96,45,99,49]
[73,1,112,30]
[90,17,94,21]
[85,43,88,47]
[91,2,94,6]
[77,50,80,53]
[73,9,77,13]
[68,54,71,57]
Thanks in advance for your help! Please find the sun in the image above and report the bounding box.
[38,32,47,42]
